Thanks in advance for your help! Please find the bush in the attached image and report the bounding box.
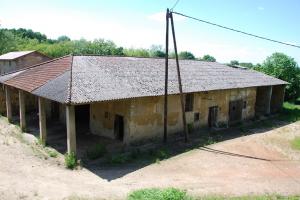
[86,143,106,160]
[64,152,77,169]
[128,188,189,200]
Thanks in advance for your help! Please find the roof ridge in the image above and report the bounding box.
[0,54,72,76]
[67,55,74,104]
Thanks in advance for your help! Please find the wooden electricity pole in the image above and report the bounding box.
[170,11,189,142]
[163,8,170,143]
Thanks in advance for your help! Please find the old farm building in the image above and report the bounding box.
[0,55,286,154]
[0,51,51,75]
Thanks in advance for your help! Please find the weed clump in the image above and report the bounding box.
[64,152,77,169]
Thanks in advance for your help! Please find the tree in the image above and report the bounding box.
[57,35,71,42]
[230,60,239,66]
[254,52,300,100]
[0,29,18,54]
[149,45,165,58]
[239,62,254,68]
[178,51,195,60]
[202,54,216,62]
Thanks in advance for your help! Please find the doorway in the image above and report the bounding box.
[114,115,124,141]
[51,102,60,121]
[208,106,218,128]
[75,104,90,134]
[229,100,243,124]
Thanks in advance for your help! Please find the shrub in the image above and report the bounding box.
[128,188,189,200]
[86,143,106,160]
[64,152,77,169]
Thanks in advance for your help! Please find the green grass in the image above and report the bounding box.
[291,137,300,150]
[86,143,106,160]
[128,188,190,200]
[45,148,58,158]
[279,102,300,122]
[127,188,300,200]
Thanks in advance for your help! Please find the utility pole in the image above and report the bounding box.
[170,11,189,142]
[163,9,170,143]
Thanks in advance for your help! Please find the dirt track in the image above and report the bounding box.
[0,117,300,200]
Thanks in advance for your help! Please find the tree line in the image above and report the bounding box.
[0,28,299,100]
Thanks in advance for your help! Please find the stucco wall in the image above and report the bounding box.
[90,99,131,141]
[89,87,257,144]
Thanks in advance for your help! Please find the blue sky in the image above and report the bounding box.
[0,0,299,64]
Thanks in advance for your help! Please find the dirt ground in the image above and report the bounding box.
[0,117,300,200]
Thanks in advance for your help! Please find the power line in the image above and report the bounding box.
[171,0,180,11]
[172,11,300,49]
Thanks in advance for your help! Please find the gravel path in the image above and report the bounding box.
[0,117,300,200]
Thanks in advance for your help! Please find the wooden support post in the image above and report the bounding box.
[19,90,26,131]
[164,8,170,143]
[38,97,47,145]
[66,105,76,155]
[170,12,189,142]
[5,86,12,122]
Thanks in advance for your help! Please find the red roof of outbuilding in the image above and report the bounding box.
[4,56,72,92]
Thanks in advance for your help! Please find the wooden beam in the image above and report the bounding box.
[163,8,170,143]
[170,12,189,142]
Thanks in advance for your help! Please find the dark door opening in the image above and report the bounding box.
[208,106,218,128]
[229,100,243,124]
[114,115,124,141]
[75,104,90,134]
[51,102,60,121]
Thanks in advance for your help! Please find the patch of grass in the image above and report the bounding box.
[278,102,300,122]
[291,137,300,150]
[64,152,77,169]
[45,148,58,158]
[86,143,106,160]
[128,188,190,200]
[108,154,131,164]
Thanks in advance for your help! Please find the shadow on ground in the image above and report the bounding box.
[6,106,300,181]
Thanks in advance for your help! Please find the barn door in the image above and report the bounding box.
[229,100,243,124]
[208,106,218,128]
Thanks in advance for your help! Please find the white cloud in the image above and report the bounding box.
[147,11,186,23]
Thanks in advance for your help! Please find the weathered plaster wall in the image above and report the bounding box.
[255,86,272,116]
[89,88,257,144]
[128,87,256,143]
[90,99,131,141]
[270,85,285,113]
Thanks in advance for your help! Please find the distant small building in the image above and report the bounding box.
[0,51,51,75]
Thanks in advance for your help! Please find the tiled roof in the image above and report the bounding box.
[0,55,287,104]
[0,51,35,60]
[4,56,72,92]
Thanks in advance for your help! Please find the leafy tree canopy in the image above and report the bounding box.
[254,52,300,100]
[201,54,216,62]
[178,51,195,60]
